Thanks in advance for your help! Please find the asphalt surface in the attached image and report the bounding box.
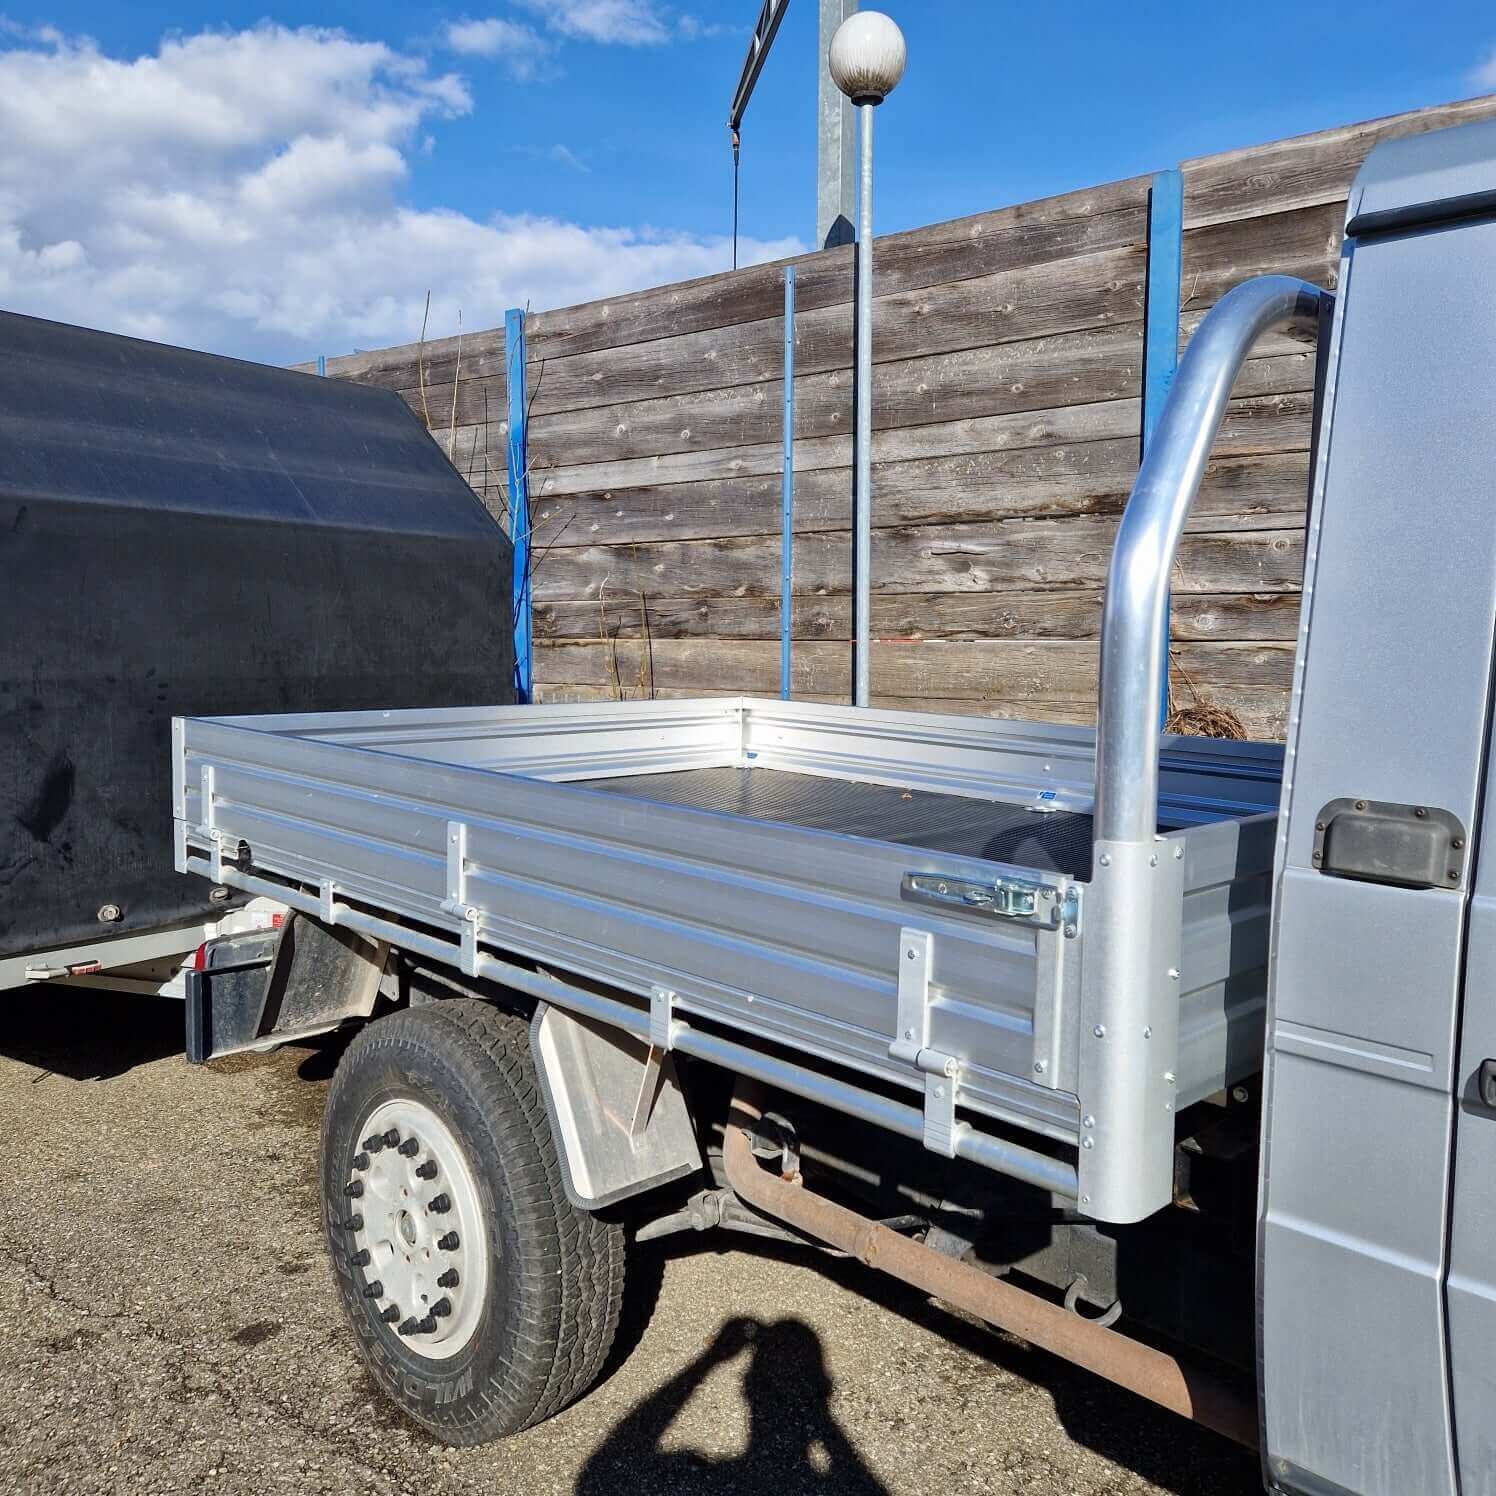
[0,985,1263,1496]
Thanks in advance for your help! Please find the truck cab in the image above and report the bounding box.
[1259,118,1496,1495]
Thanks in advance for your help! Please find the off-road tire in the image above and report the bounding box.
[321,999,626,1445]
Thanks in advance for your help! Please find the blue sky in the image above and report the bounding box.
[0,1,1492,363]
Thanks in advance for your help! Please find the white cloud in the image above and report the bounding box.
[513,143,591,172]
[515,0,673,47]
[1474,48,1496,90]
[0,23,802,363]
[443,16,554,78]
[677,16,740,41]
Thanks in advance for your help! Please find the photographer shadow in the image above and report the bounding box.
[577,1314,889,1496]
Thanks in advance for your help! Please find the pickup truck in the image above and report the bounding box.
[169,119,1496,1495]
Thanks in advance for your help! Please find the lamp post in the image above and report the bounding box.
[829,11,906,708]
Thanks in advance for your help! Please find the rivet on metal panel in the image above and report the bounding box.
[1143,1026,1152,1039]
[1082,1114,1095,1128]
[1173,845,1183,860]
[1149,854,1158,867]
[1164,1070,1176,1085]
[1099,853,1111,868]
[1033,1060,1046,1074]
[1093,1025,1106,1039]
[1168,967,1180,981]
[1082,1137,1094,1150]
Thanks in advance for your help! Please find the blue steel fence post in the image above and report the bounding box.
[316,355,326,377]
[780,266,796,700]
[505,308,533,703]
[1143,168,1183,728]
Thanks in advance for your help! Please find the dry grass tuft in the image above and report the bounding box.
[1164,653,1247,740]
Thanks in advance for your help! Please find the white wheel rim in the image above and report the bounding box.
[348,1097,488,1362]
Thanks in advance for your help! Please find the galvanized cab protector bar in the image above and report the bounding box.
[1076,275,1329,1222]
[1095,275,1329,848]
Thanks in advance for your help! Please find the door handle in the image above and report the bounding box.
[1480,1059,1496,1109]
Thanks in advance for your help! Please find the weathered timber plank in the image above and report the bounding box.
[535,589,1302,644]
[505,322,1148,463]
[410,244,1145,419]
[310,182,1147,386]
[531,681,1291,740]
[533,636,1294,698]
[532,448,1309,548]
[1181,94,1496,229]
[526,390,1312,500]
[532,522,1304,603]
[522,182,1150,362]
[1181,201,1343,313]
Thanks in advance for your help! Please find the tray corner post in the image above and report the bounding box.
[1075,836,1185,1222]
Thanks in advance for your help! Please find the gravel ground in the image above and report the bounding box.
[0,985,1262,1496]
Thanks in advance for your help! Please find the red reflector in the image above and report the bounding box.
[66,960,102,977]
[271,912,286,929]
[192,941,209,972]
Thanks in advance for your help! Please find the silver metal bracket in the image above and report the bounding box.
[902,871,1079,937]
[889,928,961,1158]
[459,909,479,978]
[650,986,677,1052]
[441,821,469,914]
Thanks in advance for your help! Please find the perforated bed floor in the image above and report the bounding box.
[581,765,1096,878]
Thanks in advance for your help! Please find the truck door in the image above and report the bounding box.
[1259,121,1496,1496]
[1448,765,1496,1494]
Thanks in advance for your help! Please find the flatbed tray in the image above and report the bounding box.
[174,697,1282,1222]
[583,766,1100,878]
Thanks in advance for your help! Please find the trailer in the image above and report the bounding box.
[171,120,1496,1495]
[0,308,515,997]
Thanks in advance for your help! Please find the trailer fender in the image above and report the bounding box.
[529,1003,702,1210]
[186,913,387,1062]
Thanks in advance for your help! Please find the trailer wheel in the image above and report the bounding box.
[321,999,626,1445]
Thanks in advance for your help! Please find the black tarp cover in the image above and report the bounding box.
[0,310,515,958]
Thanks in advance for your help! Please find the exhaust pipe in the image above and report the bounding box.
[722,1086,1257,1448]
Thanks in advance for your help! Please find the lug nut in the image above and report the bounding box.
[398,1137,420,1157]
[427,1193,452,1214]
[343,1214,364,1232]
[381,1305,400,1323]
[430,1297,452,1318]
[438,1232,460,1251]
[363,1280,384,1299]
[344,1180,364,1198]
[415,1160,438,1180]
[361,1134,385,1154]
[352,1152,370,1172]
[398,1317,420,1336]
[351,1248,371,1268]
[382,1128,401,1147]
[437,1269,459,1289]
[417,1315,437,1334]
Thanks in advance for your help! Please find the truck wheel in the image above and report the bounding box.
[320,998,626,1445]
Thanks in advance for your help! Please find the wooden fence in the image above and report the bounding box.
[311,93,1496,738]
